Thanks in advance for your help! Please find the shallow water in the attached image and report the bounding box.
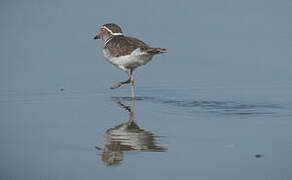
[1,85,292,179]
[1,0,292,179]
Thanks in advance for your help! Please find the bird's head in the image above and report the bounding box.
[94,23,123,42]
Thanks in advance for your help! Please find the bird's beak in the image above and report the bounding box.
[94,33,101,39]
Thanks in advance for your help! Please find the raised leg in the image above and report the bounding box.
[110,69,131,89]
[110,68,135,99]
[110,78,130,89]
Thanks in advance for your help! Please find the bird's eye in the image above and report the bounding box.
[101,28,106,33]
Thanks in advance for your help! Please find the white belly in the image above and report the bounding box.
[103,48,153,71]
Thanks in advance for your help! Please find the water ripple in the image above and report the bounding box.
[113,96,284,116]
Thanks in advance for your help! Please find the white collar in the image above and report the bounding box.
[105,37,114,46]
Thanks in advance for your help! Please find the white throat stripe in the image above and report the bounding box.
[102,26,123,36]
[105,37,113,45]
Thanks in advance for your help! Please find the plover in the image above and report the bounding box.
[94,23,166,98]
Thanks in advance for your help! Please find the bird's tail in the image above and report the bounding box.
[146,48,167,54]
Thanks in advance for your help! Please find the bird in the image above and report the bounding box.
[94,23,166,98]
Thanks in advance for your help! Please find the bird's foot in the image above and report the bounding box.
[110,83,121,90]
[110,78,131,90]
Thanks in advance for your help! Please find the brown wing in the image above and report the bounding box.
[105,36,150,57]
[125,37,149,48]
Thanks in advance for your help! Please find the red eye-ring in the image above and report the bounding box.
[101,28,106,33]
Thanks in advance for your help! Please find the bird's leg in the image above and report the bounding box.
[130,69,135,99]
[110,69,131,89]
[129,89,135,124]
[110,78,130,90]
[110,69,135,98]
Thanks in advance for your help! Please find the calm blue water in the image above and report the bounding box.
[1,0,292,179]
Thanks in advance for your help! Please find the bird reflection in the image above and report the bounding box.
[98,97,166,166]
